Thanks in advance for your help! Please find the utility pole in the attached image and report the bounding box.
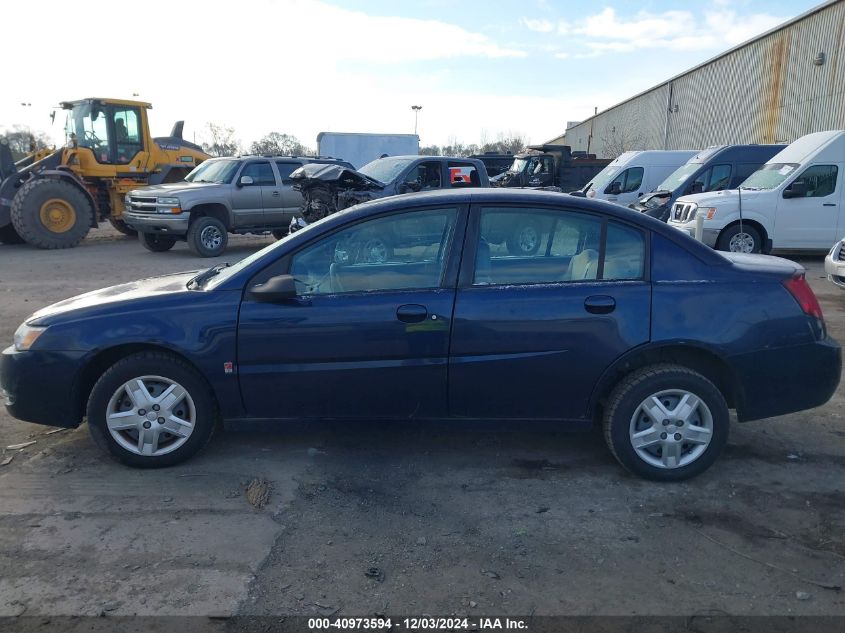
[411,105,422,136]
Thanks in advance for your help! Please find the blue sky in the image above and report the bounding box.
[3,0,821,149]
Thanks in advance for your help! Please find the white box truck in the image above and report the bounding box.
[316,132,420,169]
[669,130,845,252]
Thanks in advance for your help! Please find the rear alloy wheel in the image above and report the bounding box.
[139,232,177,252]
[87,352,217,467]
[603,364,729,481]
[716,224,762,254]
[507,221,541,256]
[187,216,228,257]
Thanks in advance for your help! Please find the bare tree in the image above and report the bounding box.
[599,124,645,158]
[250,132,313,156]
[1,125,52,160]
[200,123,241,157]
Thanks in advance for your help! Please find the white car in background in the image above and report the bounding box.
[825,238,845,288]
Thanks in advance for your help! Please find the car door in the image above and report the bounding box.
[237,205,466,419]
[231,161,274,228]
[775,164,841,248]
[449,205,651,420]
[274,160,304,221]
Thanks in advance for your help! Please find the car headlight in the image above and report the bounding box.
[13,323,47,351]
[156,197,180,206]
[695,207,717,220]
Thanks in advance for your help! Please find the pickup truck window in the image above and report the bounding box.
[404,161,442,190]
[186,159,240,184]
[448,162,480,188]
[359,157,414,184]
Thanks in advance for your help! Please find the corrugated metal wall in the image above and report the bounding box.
[561,0,845,158]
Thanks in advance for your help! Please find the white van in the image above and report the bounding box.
[668,130,845,252]
[578,150,697,207]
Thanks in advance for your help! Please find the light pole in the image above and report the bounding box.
[411,105,422,136]
[20,102,33,148]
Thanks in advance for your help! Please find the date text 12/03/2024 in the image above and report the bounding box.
[307,617,529,630]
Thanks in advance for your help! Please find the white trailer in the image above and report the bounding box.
[316,132,420,169]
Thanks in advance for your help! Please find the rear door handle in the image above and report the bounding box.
[396,304,428,323]
[584,295,616,314]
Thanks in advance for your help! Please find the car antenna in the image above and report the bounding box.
[738,185,744,251]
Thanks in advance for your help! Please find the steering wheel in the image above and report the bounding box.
[83,130,102,146]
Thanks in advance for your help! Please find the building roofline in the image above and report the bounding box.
[547,0,841,142]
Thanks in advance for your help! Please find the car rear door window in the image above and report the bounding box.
[604,222,645,280]
[275,161,300,185]
[241,161,276,186]
[290,207,458,295]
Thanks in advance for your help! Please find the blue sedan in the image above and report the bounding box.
[1,190,840,480]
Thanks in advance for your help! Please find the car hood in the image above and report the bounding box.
[675,189,763,207]
[289,163,384,190]
[130,182,222,197]
[26,271,200,325]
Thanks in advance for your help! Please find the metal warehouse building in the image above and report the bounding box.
[553,0,845,158]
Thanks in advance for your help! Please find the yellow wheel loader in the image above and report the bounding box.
[0,98,210,248]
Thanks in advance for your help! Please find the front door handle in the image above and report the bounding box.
[397,304,428,323]
[585,295,616,314]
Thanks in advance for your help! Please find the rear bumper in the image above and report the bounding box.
[731,337,841,421]
[1,346,85,428]
[123,211,190,235]
[824,251,845,289]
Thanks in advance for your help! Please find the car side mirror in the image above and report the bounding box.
[606,181,622,195]
[238,175,254,187]
[250,274,298,302]
[783,180,807,199]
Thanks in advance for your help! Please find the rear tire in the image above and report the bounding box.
[87,351,218,468]
[10,178,93,249]
[716,224,762,253]
[602,364,729,481]
[109,217,138,237]
[0,224,25,244]
[139,232,177,252]
[187,216,228,257]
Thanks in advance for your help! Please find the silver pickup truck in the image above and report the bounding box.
[124,155,353,257]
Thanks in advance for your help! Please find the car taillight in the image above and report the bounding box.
[784,274,824,321]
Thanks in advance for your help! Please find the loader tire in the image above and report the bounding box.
[109,217,138,238]
[11,178,93,249]
[0,224,25,244]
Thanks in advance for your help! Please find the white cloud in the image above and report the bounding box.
[524,6,786,57]
[520,17,555,33]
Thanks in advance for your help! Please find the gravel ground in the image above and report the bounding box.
[0,226,843,622]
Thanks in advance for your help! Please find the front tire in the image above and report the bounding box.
[10,178,93,249]
[187,216,228,257]
[602,364,729,481]
[109,217,138,237]
[87,352,218,468]
[716,224,762,253]
[139,232,177,252]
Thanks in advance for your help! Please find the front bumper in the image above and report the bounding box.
[123,211,190,235]
[731,336,841,421]
[669,223,720,248]
[824,249,845,289]
[1,346,86,428]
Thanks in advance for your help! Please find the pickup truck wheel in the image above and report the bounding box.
[108,217,138,237]
[716,224,762,253]
[139,232,177,252]
[507,221,541,256]
[0,224,25,244]
[603,364,729,481]
[87,351,218,468]
[187,216,228,257]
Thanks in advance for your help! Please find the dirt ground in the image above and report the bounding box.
[0,225,843,621]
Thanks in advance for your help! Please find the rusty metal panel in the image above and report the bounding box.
[561,0,845,158]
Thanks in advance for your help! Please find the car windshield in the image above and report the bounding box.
[358,157,414,184]
[740,163,800,190]
[509,157,530,174]
[658,163,700,192]
[586,165,621,192]
[185,159,240,184]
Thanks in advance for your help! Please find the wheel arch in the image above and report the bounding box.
[718,219,769,252]
[72,343,219,422]
[187,202,232,230]
[588,343,743,423]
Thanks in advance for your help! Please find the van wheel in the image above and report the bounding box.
[507,220,541,256]
[717,224,762,253]
[139,232,177,252]
[602,364,729,481]
[187,216,228,257]
[87,351,218,468]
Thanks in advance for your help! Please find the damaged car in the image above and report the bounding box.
[289,155,489,228]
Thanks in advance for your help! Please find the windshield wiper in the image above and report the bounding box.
[189,263,230,289]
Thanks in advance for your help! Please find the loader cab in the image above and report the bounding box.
[63,99,147,166]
